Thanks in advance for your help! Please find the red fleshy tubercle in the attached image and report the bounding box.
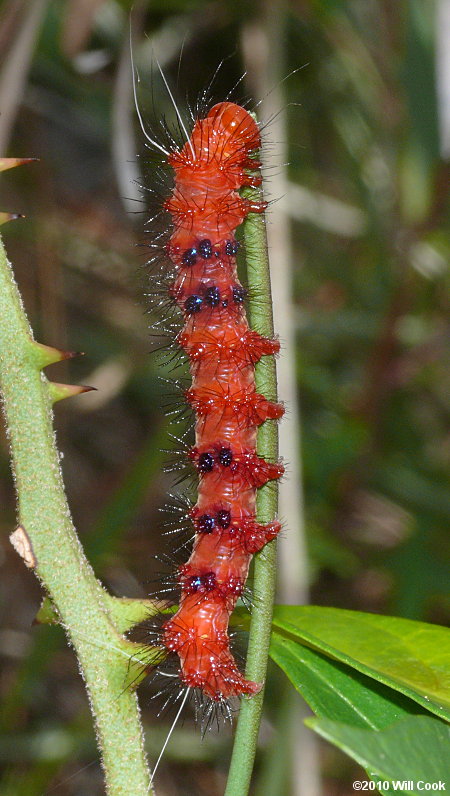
[160,101,284,702]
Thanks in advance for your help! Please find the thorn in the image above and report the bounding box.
[31,341,84,369]
[0,157,39,172]
[34,597,59,625]
[49,382,96,404]
[64,351,84,360]
[0,212,25,226]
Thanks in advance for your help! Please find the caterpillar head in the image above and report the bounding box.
[207,102,260,155]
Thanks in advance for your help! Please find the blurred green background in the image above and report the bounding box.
[0,0,448,794]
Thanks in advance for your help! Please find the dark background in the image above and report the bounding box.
[0,1,448,794]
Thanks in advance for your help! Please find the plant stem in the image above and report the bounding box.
[0,233,153,796]
[225,180,280,796]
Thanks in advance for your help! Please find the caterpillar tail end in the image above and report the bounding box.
[180,665,262,701]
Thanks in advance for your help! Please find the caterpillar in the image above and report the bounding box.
[146,94,284,705]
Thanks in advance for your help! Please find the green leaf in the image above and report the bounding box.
[271,606,450,721]
[307,714,450,795]
[270,634,426,729]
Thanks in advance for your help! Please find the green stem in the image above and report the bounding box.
[0,233,153,796]
[225,181,280,796]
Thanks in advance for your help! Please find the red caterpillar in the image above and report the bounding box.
[156,101,284,702]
